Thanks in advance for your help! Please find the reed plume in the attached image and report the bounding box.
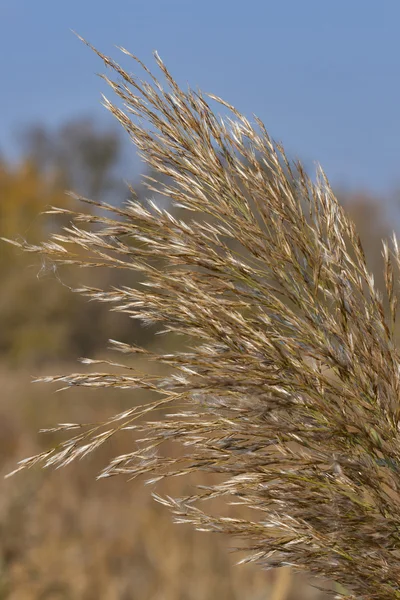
[5,41,400,599]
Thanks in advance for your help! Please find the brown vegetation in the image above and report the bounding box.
[1,366,332,599]
[3,42,400,599]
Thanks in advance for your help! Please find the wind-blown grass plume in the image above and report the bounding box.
[5,43,400,599]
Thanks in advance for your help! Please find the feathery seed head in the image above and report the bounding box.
[5,41,400,599]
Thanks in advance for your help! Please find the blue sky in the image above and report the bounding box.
[1,0,399,194]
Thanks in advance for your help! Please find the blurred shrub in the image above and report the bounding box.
[0,121,143,366]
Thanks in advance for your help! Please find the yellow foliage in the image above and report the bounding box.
[0,157,138,364]
[0,159,68,244]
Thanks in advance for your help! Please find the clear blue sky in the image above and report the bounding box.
[1,0,400,194]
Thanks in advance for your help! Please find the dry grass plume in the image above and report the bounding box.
[4,40,400,599]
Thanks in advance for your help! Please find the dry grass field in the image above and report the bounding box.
[0,365,333,599]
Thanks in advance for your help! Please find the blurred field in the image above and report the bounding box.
[0,364,336,600]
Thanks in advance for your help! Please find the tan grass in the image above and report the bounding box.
[1,366,330,599]
[4,41,400,598]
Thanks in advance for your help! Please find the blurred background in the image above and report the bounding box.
[1,1,400,598]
